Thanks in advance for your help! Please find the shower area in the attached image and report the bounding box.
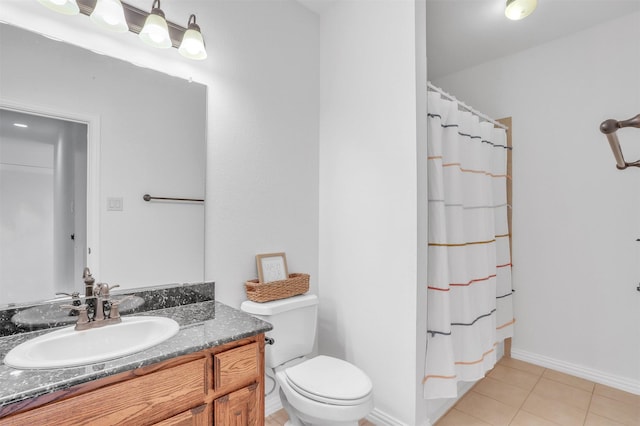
[423,83,514,400]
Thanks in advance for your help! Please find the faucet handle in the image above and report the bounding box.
[96,283,120,298]
[56,291,80,298]
[61,304,90,325]
[108,295,133,319]
[56,292,82,307]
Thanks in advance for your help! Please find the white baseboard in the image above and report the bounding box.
[511,348,640,395]
[265,392,282,416]
[366,408,408,426]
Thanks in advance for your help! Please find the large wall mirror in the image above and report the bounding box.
[0,23,207,307]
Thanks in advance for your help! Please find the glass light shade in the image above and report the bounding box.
[139,10,172,48]
[90,0,128,33]
[179,28,207,60]
[38,0,80,15]
[505,0,537,20]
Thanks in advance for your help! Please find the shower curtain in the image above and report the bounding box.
[423,91,514,399]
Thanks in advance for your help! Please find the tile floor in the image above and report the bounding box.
[265,357,639,426]
[436,357,640,426]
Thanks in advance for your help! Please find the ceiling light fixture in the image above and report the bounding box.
[139,0,172,49]
[505,0,537,21]
[179,15,207,60]
[90,0,128,33]
[37,0,80,15]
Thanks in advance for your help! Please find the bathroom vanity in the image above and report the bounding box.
[0,285,272,426]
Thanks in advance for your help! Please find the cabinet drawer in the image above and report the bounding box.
[153,404,211,426]
[213,342,258,392]
[3,358,207,426]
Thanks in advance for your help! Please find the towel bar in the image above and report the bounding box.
[600,114,640,170]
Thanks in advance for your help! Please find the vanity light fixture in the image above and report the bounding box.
[178,15,207,60]
[139,0,172,49]
[37,0,207,60]
[505,0,537,20]
[37,0,80,15]
[90,0,128,33]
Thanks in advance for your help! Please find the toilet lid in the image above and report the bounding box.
[284,355,372,406]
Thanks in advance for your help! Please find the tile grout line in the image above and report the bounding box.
[582,382,596,426]
[477,361,548,425]
[587,393,637,425]
[507,366,564,426]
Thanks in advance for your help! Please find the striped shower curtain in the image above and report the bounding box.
[423,91,514,399]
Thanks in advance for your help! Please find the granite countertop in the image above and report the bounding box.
[0,299,272,410]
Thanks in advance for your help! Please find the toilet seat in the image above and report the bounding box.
[284,355,372,406]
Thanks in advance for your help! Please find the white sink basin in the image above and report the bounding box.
[3,316,179,370]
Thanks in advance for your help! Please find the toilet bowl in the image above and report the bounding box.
[276,355,374,426]
[240,294,374,426]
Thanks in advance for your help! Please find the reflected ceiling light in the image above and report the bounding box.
[139,0,172,48]
[37,0,80,15]
[505,0,537,20]
[179,15,207,60]
[13,123,28,128]
[90,0,128,33]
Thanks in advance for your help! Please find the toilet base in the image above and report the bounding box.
[273,357,373,426]
[278,385,368,426]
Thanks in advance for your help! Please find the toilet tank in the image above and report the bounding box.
[240,294,318,369]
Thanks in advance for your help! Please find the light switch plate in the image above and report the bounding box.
[107,197,123,211]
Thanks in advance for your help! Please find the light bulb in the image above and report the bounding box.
[91,0,128,33]
[37,0,80,15]
[505,0,537,21]
[139,2,172,49]
[179,15,207,60]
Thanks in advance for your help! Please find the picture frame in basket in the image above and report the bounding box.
[256,252,289,283]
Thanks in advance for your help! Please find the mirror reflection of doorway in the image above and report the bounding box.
[0,108,87,305]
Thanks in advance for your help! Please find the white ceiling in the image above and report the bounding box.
[297,0,640,80]
[425,0,640,79]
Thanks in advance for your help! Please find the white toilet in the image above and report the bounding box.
[240,294,374,426]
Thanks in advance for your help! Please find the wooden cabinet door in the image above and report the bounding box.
[214,383,259,426]
[154,404,211,426]
[213,342,259,395]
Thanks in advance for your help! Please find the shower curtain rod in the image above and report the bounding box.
[427,82,509,130]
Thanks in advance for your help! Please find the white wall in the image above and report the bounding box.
[433,12,640,394]
[318,1,427,424]
[204,1,319,307]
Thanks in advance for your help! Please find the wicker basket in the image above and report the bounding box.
[244,273,310,303]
